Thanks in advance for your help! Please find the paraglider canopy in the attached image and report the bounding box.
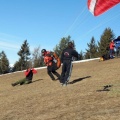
[87,0,120,16]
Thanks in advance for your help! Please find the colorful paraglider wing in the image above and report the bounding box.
[88,0,120,16]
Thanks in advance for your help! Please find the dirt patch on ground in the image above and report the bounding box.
[0,58,120,120]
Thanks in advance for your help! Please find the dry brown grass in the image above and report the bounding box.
[0,58,120,120]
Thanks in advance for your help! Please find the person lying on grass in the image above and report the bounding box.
[11,68,37,87]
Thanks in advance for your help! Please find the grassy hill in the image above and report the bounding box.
[0,58,120,120]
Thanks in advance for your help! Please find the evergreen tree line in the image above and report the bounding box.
[0,28,115,74]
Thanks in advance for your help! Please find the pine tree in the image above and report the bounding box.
[79,50,84,60]
[16,40,31,70]
[85,37,98,59]
[98,28,115,56]
[53,36,76,57]
[12,61,21,72]
[0,51,9,74]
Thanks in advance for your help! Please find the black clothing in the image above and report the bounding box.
[61,60,73,84]
[60,47,78,85]
[61,47,78,63]
[26,70,33,81]
[47,61,61,80]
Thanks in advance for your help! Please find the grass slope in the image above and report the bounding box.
[0,58,120,120]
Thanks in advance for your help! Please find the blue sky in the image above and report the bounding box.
[0,0,120,66]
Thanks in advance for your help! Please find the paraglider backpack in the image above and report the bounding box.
[51,52,61,69]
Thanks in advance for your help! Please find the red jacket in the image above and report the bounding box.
[109,42,115,49]
[44,51,53,66]
[25,68,37,76]
[24,68,37,80]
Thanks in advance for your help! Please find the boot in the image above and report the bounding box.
[11,83,17,87]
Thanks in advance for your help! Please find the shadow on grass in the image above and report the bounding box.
[32,79,43,83]
[96,85,113,92]
[18,79,43,86]
[68,76,91,84]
